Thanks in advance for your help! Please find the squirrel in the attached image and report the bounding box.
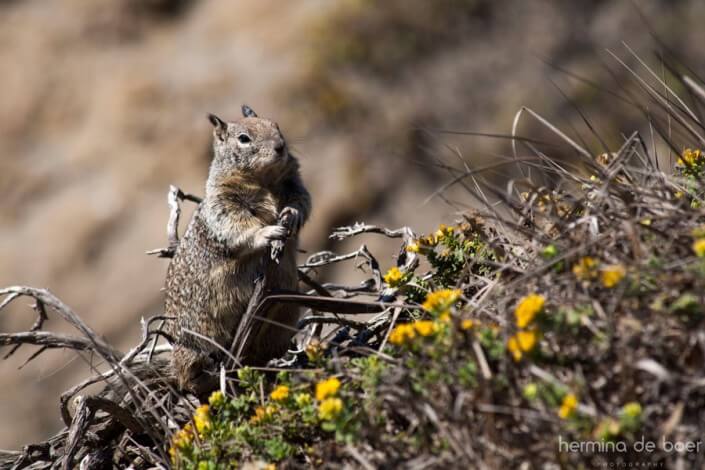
[164,105,311,396]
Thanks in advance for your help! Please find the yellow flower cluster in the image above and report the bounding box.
[514,294,545,328]
[405,224,456,253]
[508,293,544,361]
[318,397,343,420]
[422,289,462,316]
[694,238,705,258]
[600,264,626,288]
[170,400,218,461]
[389,320,440,345]
[572,256,599,280]
[558,393,578,419]
[193,404,211,435]
[315,377,343,420]
[383,266,404,287]
[389,323,415,345]
[678,148,704,166]
[507,330,538,361]
[434,224,454,242]
[412,320,436,336]
[315,377,341,401]
[270,385,290,402]
[250,405,277,424]
[169,422,194,461]
[460,319,475,330]
[405,241,421,253]
[574,257,628,288]
[208,390,225,408]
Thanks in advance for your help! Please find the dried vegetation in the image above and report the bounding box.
[4,35,705,470]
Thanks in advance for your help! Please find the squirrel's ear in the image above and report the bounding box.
[208,113,227,140]
[241,105,258,118]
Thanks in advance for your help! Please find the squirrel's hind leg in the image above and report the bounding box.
[172,344,219,400]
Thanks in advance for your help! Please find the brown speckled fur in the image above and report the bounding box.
[165,112,310,394]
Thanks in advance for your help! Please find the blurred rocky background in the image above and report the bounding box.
[1,0,704,450]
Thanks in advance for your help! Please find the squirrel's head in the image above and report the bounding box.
[207,105,291,181]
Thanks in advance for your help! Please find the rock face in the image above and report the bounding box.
[1,0,703,449]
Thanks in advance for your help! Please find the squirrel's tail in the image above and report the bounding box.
[99,356,178,404]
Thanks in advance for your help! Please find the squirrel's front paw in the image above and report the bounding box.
[253,225,288,250]
[279,207,303,234]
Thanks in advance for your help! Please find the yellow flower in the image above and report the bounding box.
[601,264,626,288]
[208,390,225,408]
[318,397,343,420]
[250,405,277,424]
[507,330,538,361]
[169,422,194,461]
[433,224,454,243]
[514,294,545,328]
[405,241,420,253]
[423,234,439,246]
[693,238,705,258]
[305,340,323,362]
[193,404,211,434]
[169,421,193,461]
[172,422,193,447]
[680,148,703,166]
[251,406,265,423]
[522,383,538,400]
[383,266,404,287]
[270,385,290,402]
[413,320,437,336]
[516,330,537,350]
[264,465,276,470]
[422,289,462,314]
[572,256,599,280]
[295,393,312,407]
[507,336,522,361]
[460,319,475,330]
[315,377,341,401]
[558,393,578,419]
[621,402,642,419]
[389,323,416,345]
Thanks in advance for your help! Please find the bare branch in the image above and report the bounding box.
[300,245,382,290]
[3,298,48,360]
[0,331,94,353]
[146,185,202,258]
[330,223,416,242]
[297,315,369,330]
[0,286,120,361]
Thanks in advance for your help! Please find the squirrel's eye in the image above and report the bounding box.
[237,134,252,144]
